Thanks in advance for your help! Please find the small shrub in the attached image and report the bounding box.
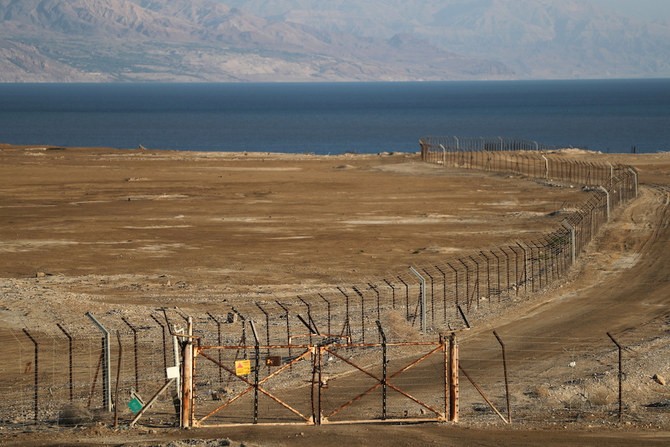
[58,403,93,426]
[382,309,421,341]
[529,384,550,399]
[587,385,615,406]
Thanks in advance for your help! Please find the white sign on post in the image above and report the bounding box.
[166,366,179,379]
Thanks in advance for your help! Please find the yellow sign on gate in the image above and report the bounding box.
[235,359,251,376]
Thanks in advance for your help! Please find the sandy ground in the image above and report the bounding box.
[0,144,669,445]
[0,146,590,327]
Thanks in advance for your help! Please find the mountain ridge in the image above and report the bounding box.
[0,0,668,82]
[225,0,670,79]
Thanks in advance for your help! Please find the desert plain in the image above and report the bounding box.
[0,144,669,446]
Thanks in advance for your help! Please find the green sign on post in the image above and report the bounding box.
[128,398,143,414]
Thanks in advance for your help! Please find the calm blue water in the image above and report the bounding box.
[0,79,668,154]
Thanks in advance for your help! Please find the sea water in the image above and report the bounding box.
[0,79,668,154]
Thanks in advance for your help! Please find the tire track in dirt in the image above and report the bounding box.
[464,184,670,344]
[438,183,670,424]
[293,183,670,425]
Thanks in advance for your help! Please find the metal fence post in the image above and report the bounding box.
[507,245,519,295]
[409,267,427,333]
[164,314,183,407]
[87,338,104,409]
[86,312,112,412]
[458,258,470,311]
[627,168,638,197]
[434,266,448,324]
[337,286,352,340]
[56,323,74,402]
[421,269,435,327]
[515,242,528,293]
[449,333,459,422]
[368,283,381,324]
[114,331,122,429]
[317,345,323,424]
[275,300,293,370]
[121,316,140,394]
[22,329,39,424]
[526,242,537,292]
[256,302,272,361]
[311,344,318,424]
[469,256,480,308]
[529,241,541,290]
[318,294,332,336]
[250,320,260,424]
[500,247,511,294]
[181,317,193,428]
[150,314,169,381]
[490,250,501,302]
[397,276,410,320]
[607,332,624,423]
[480,251,491,299]
[493,330,512,423]
[383,279,396,310]
[206,312,223,385]
[376,321,387,421]
[607,161,614,181]
[562,220,576,265]
[447,262,459,307]
[598,186,611,220]
[352,287,366,344]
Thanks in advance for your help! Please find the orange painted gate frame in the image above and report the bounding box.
[188,338,453,427]
[318,341,448,424]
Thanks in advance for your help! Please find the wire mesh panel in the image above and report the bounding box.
[319,344,386,422]
[319,342,446,424]
[0,328,42,427]
[454,329,667,425]
[193,345,315,426]
[187,340,449,426]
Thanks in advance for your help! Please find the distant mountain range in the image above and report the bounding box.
[1,0,668,82]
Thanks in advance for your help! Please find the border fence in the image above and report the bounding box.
[420,136,637,188]
[421,136,559,153]
[0,138,645,430]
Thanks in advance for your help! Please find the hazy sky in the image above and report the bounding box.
[590,0,670,21]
